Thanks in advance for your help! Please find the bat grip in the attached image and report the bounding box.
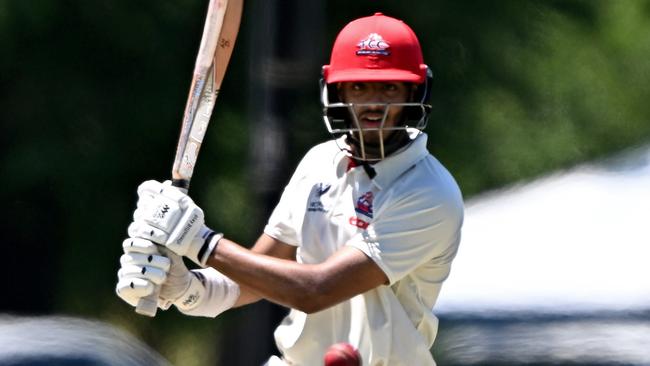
[172,178,190,192]
[135,287,160,317]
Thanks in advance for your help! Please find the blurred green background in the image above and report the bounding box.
[1,0,649,365]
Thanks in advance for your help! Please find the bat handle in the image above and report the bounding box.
[172,178,190,192]
[136,287,160,317]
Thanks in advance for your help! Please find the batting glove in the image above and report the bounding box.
[116,238,210,313]
[115,238,170,307]
[116,238,240,317]
[127,180,222,267]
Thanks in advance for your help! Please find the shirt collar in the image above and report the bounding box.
[371,132,429,190]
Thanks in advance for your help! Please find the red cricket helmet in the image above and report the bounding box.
[320,13,433,164]
[322,12,428,84]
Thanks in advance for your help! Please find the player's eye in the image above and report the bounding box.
[383,83,399,92]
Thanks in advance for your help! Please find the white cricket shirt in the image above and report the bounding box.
[264,133,464,366]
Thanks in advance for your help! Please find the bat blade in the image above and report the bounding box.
[135,0,243,317]
[171,0,244,190]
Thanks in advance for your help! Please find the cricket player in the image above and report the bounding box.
[116,13,463,366]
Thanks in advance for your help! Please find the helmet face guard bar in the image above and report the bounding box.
[320,69,433,161]
[322,102,429,161]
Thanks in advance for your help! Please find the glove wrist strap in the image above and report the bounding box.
[187,227,223,267]
[175,268,240,318]
[197,231,223,267]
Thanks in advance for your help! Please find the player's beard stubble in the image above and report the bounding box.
[348,104,409,160]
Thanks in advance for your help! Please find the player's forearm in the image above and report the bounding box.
[232,282,264,307]
[206,238,330,313]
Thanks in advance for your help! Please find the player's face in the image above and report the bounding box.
[338,81,413,145]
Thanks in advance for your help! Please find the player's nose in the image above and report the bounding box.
[364,103,384,111]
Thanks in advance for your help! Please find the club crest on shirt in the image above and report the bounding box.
[355,191,374,218]
[307,183,331,213]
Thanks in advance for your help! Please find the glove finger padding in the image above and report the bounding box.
[121,238,171,272]
[118,263,167,285]
[120,252,171,273]
[136,180,165,198]
[115,277,156,307]
[137,180,189,211]
[128,221,170,244]
[119,239,169,285]
[122,238,161,254]
[137,180,183,199]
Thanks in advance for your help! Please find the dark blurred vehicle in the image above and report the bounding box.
[0,315,171,366]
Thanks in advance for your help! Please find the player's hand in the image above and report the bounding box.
[115,238,170,308]
[127,180,220,267]
[115,238,208,312]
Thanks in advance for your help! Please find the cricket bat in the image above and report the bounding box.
[135,0,244,317]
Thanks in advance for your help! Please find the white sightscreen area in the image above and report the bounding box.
[436,144,650,315]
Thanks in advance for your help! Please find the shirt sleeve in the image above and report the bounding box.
[347,188,464,285]
[264,189,300,246]
[263,149,316,247]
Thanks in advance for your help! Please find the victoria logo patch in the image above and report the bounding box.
[308,183,331,213]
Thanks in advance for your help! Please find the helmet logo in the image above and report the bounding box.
[356,33,390,56]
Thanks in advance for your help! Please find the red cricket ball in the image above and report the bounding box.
[323,342,361,366]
